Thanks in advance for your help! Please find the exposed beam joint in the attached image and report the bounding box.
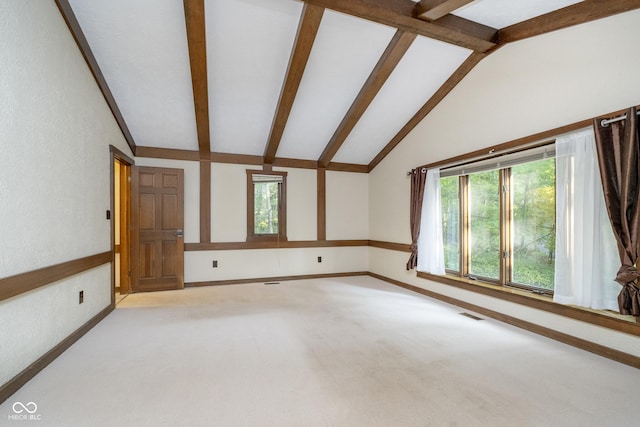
[303,0,496,52]
[184,0,211,159]
[264,4,324,164]
[414,0,475,21]
[318,30,417,168]
[55,0,137,155]
[368,51,488,171]
[498,0,640,44]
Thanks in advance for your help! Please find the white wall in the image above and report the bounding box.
[0,0,132,385]
[326,171,369,240]
[186,247,368,282]
[369,11,640,355]
[134,158,370,283]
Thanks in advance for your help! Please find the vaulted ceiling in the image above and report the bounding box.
[58,0,640,171]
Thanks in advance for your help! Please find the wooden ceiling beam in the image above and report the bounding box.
[302,0,497,52]
[263,4,324,164]
[318,30,417,168]
[368,51,487,171]
[414,0,475,21]
[368,0,640,171]
[184,0,210,159]
[55,0,137,155]
[499,0,640,44]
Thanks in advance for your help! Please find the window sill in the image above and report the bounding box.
[417,271,640,336]
[246,235,288,243]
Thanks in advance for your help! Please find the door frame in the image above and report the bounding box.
[110,146,134,306]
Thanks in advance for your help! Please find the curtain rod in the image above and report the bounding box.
[600,110,640,127]
[406,168,427,176]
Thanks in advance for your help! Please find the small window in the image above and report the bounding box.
[246,170,287,241]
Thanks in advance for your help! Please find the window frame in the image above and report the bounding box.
[441,145,556,295]
[246,170,288,242]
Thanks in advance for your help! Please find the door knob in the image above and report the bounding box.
[175,229,183,237]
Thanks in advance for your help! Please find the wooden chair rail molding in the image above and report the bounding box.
[367,239,640,337]
[185,240,370,251]
[0,251,112,302]
[417,271,640,337]
[370,272,640,369]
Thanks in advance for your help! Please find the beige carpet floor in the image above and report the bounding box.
[2,276,639,426]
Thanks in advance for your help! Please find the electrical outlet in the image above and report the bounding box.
[212,260,218,268]
[317,256,322,263]
[79,290,84,304]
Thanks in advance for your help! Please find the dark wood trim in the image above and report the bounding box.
[317,168,326,240]
[264,4,324,164]
[134,147,370,172]
[200,160,211,243]
[368,51,488,171]
[420,120,592,171]
[0,252,112,302]
[413,0,475,21]
[186,271,368,288]
[368,240,412,252]
[211,152,263,165]
[303,0,496,52]
[411,105,640,172]
[0,304,113,404]
[183,0,211,158]
[417,271,640,337]
[369,272,640,368]
[246,170,288,242]
[498,0,640,45]
[185,239,369,251]
[326,162,369,173]
[55,0,136,155]
[272,157,318,170]
[136,146,201,161]
[110,147,133,304]
[109,145,135,166]
[318,30,417,168]
[368,240,640,336]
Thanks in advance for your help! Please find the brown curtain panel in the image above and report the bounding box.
[594,107,640,315]
[406,168,427,270]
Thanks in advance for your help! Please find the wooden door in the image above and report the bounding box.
[131,166,184,292]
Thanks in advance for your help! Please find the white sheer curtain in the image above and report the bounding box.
[554,128,619,310]
[417,168,445,274]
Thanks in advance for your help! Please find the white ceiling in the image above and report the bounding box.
[453,0,584,29]
[69,0,198,151]
[277,10,396,161]
[67,0,608,167]
[205,0,302,156]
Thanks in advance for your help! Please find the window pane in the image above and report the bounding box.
[468,170,500,280]
[440,176,460,272]
[511,159,555,290]
[254,181,279,234]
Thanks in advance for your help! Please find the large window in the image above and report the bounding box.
[440,147,556,293]
[246,170,287,241]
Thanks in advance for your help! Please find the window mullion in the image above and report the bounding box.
[499,168,512,286]
[459,175,469,278]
